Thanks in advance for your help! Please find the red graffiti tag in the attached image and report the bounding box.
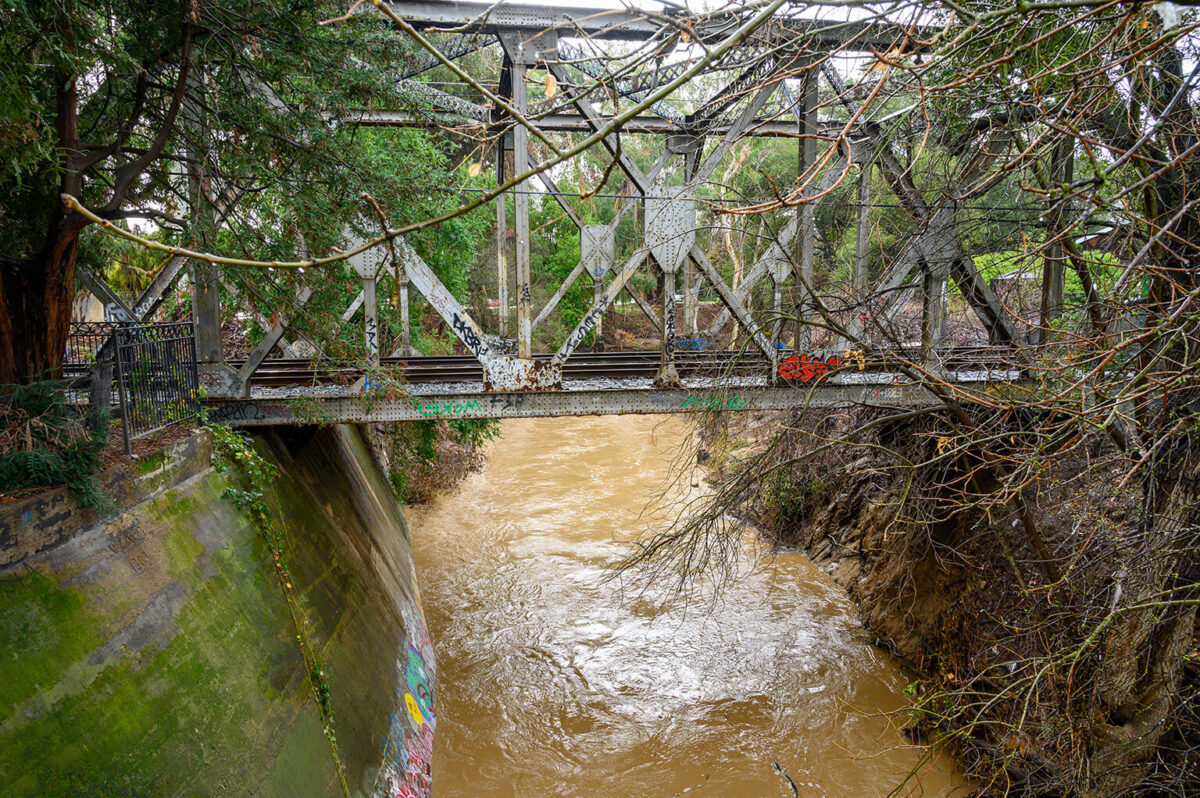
[778,354,843,382]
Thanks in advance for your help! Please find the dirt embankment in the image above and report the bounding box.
[709,408,1200,796]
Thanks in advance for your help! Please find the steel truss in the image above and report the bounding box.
[79,1,1030,420]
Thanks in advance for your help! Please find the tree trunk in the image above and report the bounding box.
[0,231,81,384]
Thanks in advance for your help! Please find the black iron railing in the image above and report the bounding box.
[113,322,200,454]
[66,322,200,456]
[65,322,119,371]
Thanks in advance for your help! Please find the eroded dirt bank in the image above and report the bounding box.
[712,408,1200,796]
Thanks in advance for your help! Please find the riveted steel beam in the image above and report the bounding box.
[380,2,931,51]
[204,375,1019,426]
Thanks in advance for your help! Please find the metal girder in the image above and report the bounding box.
[626,283,663,334]
[395,77,490,123]
[75,269,136,322]
[688,245,776,364]
[549,42,689,118]
[705,146,860,337]
[399,32,495,79]
[534,223,614,330]
[554,248,648,364]
[548,61,654,195]
[548,41,685,126]
[532,260,588,331]
[350,108,837,137]
[205,379,951,425]
[690,80,780,186]
[347,231,496,365]
[692,54,781,132]
[497,37,534,361]
[532,164,584,229]
[232,284,315,396]
[380,2,930,51]
[380,1,688,41]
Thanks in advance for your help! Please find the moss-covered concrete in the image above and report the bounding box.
[0,425,435,797]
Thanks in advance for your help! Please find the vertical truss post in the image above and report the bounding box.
[675,135,703,338]
[192,263,223,365]
[496,136,509,338]
[646,178,690,388]
[921,264,947,365]
[794,72,818,351]
[363,277,379,369]
[854,160,872,346]
[855,161,872,297]
[580,226,614,351]
[1039,139,1072,344]
[349,236,387,370]
[592,265,604,349]
[396,264,413,356]
[769,271,784,385]
[510,49,532,359]
[183,81,239,397]
[656,267,680,387]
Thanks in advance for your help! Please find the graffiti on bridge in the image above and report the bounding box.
[680,395,748,411]
[416,399,482,417]
[778,354,843,382]
[206,402,293,423]
[451,313,488,358]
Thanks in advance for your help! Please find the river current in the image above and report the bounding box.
[407,415,965,797]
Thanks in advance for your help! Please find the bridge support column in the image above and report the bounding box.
[192,262,239,396]
[184,82,239,397]
[678,137,702,339]
[395,269,414,357]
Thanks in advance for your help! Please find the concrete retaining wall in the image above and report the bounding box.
[0,424,435,797]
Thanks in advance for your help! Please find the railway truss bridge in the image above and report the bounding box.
[78,1,1037,427]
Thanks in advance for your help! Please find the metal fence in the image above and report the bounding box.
[113,322,200,454]
[65,322,119,372]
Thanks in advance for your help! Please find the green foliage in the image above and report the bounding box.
[763,470,825,526]
[447,417,502,448]
[383,418,499,503]
[0,382,110,508]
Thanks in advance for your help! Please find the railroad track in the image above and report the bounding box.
[62,346,1018,387]
[231,347,1018,387]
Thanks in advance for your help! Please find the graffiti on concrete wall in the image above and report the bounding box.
[378,606,438,798]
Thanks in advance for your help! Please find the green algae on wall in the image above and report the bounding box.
[0,425,435,797]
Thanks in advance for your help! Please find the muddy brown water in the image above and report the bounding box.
[407,416,966,797]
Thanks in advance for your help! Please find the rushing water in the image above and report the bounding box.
[407,416,965,797]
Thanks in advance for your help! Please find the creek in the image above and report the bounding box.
[408,415,966,797]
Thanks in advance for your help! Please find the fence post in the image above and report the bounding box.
[87,355,114,435]
[113,325,133,458]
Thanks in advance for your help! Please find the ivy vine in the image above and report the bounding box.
[208,424,350,797]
